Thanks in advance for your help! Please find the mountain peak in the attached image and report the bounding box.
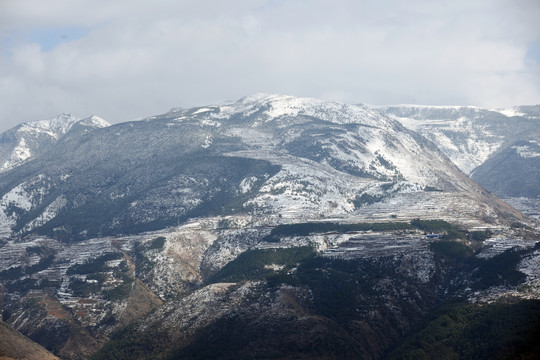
[78,115,110,128]
[222,93,384,127]
[0,113,109,173]
[21,113,81,134]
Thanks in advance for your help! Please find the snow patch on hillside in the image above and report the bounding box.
[1,138,32,171]
[0,174,53,237]
[494,107,527,117]
[239,176,258,194]
[78,115,110,128]
[2,183,35,211]
[377,108,506,174]
[513,143,540,158]
[243,157,369,220]
[23,196,67,232]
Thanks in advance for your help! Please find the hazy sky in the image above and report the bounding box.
[1,0,539,132]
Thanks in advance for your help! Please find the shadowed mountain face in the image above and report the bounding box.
[471,139,540,198]
[0,320,60,360]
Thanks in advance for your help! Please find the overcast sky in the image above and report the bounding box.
[1,0,539,132]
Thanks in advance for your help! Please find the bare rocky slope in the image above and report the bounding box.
[0,95,538,359]
[0,319,60,360]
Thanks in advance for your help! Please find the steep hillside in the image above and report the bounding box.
[471,138,540,198]
[0,320,60,360]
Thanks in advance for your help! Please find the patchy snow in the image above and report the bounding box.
[494,107,527,117]
[193,107,213,115]
[201,135,213,148]
[239,176,258,194]
[0,174,55,237]
[23,196,67,232]
[375,107,506,175]
[0,133,43,171]
[199,118,221,127]
[371,104,481,110]
[517,249,540,299]
[0,113,109,173]
[7,137,32,166]
[20,113,80,137]
[78,115,110,128]
[0,237,63,269]
[218,93,384,127]
[476,236,532,258]
[264,263,286,271]
[1,183,34,211]
[502,197,540,219]
[240,155,369,220]
[512,143,540,158]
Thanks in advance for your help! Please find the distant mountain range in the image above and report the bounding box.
[0,95,538,359]
[373,104,540,197]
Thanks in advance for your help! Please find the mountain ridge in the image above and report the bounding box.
[0,114,110,173]
[0,94,526,242]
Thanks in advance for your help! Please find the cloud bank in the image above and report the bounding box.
[1,0,539,131]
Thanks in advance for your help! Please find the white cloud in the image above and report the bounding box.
[0,0,539,131]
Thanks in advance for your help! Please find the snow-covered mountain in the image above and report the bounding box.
[372,104,540,203]
[372,105,538,174]
[0,95,538,359]
[0,94,522,241]
[0,114,109,173]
